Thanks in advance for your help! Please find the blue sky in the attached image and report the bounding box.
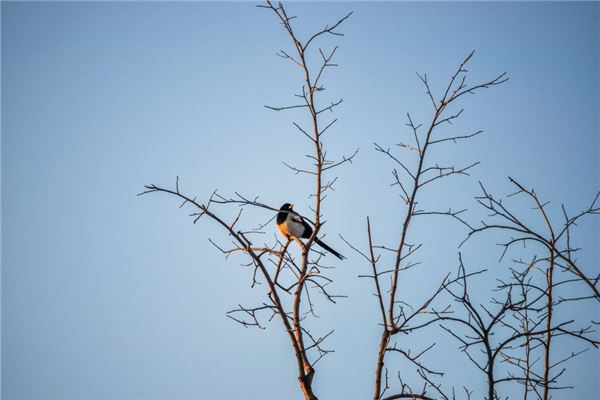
[2,1,598,399]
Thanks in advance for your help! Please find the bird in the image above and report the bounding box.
[276,203,345,260]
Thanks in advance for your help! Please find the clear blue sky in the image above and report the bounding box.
[2,1,598,399]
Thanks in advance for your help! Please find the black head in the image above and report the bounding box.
[280,203,294,211]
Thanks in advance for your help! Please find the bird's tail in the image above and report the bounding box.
[315,238,345,260]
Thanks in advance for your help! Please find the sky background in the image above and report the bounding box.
[2,1,599,399]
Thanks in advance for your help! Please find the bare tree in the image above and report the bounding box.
[344,52,507,400]
[351,49,598,400]
[433,253,599,400]
[139,2,354,399]
[138,3,598,399]
[447,179,600,400]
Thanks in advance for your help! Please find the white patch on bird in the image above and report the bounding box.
[277,212,305,238]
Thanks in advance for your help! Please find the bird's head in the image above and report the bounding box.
[280,203,294,211]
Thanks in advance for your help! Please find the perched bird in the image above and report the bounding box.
[276,203,345,260]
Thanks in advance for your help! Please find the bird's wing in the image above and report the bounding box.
[284,212,307,238]
[293,214,313,239]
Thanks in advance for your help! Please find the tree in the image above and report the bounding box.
[348,53,599,400]
[140,2,354,399]
[140,2,598,399]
